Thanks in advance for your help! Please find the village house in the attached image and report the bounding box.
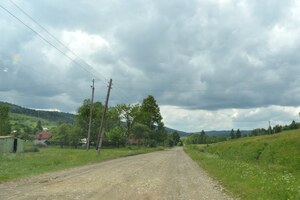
[34,131,52,146]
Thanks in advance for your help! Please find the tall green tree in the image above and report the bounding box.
[289,120,298,129]
[106,106,122,131]
[53,123,71,148]
[119,104,140,138]
[0,105,11,135]
[139,95,164,130]
[236,129,241,138]
[76,100,103,144]
[200,130,206,144]
[132,123,150,146]
[171,131,181,145]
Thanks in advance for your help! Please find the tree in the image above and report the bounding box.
[185,133,201,144]
[0,105,11,135]
[274,125,282,133]
[36,120,43,131]
[132,123,150,146]
[171,131,181,145]
[200,130,207,144]
[69,124,82,149]
[76,100,103,144]
[106,106,122,131]
[230,129,235,139]
[139,95,164,130]
[53,123,71,148]
[166,134,175,147]
[236,129,241,138]
[106,126,126,147]
[289,120,298,130]
[119,104,140,138]
[138,95,166,145]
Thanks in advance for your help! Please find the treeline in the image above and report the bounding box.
[184,130,227,145]
[248,120,300,136]
[49,95,181,148]
[0,101,75,124]
[184,120,300,145]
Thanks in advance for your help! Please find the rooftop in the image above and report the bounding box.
[0,136,13,139]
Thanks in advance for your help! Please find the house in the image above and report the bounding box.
[0,136,24,153]
[34,131,52,146]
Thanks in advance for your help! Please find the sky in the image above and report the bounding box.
[1,0,300,132]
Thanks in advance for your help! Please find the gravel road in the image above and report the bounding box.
[0,147,234,200]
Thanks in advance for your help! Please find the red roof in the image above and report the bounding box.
[35,131,52,140]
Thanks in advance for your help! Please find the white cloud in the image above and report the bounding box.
[161,105,300,132]
[1,0,300,131]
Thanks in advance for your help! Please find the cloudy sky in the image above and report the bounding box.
[1,0,300,132]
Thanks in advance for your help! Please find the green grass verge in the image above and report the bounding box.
[0,145,164,183]
[184,130,300,200]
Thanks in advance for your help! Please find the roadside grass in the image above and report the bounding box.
[0,144,164,183]
[184,130,300,200]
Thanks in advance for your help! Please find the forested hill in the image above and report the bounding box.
[164,127,189,136]
[0,101,75,124]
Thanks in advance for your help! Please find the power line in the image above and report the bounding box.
[8,0,109,83]
[1,3,187,106]
[0,3,103,81]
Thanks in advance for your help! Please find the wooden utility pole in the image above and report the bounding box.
[86,79,95,150]
[97,78,112,154]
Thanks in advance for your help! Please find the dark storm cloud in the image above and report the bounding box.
[1,0,300,131]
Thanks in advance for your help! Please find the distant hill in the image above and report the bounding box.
[0,101,76,124]
[164,127,189,136]
[165,128,250,137]
[183,130,250,137]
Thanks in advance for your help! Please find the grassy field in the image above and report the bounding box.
[10,113,57,129]
[184,130,300,200]
[0,144,163,183]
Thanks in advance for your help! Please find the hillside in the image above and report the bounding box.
[0,101,75,124]
[164,127,189,136]
[2,101,185,135]
[185,129,300,199]
[206,130,300,173]
[10,113,57,130]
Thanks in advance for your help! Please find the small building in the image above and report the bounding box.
[0,136,24,153]
[34,131,52,146]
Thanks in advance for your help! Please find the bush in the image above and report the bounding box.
[149,140,158,148]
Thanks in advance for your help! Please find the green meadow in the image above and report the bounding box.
[10,113,57,129]
[0,145,163,183]
[185,130,300,200]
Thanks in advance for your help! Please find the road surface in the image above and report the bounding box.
[0,147,234,200]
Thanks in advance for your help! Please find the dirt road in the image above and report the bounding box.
[0,147,234,200]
